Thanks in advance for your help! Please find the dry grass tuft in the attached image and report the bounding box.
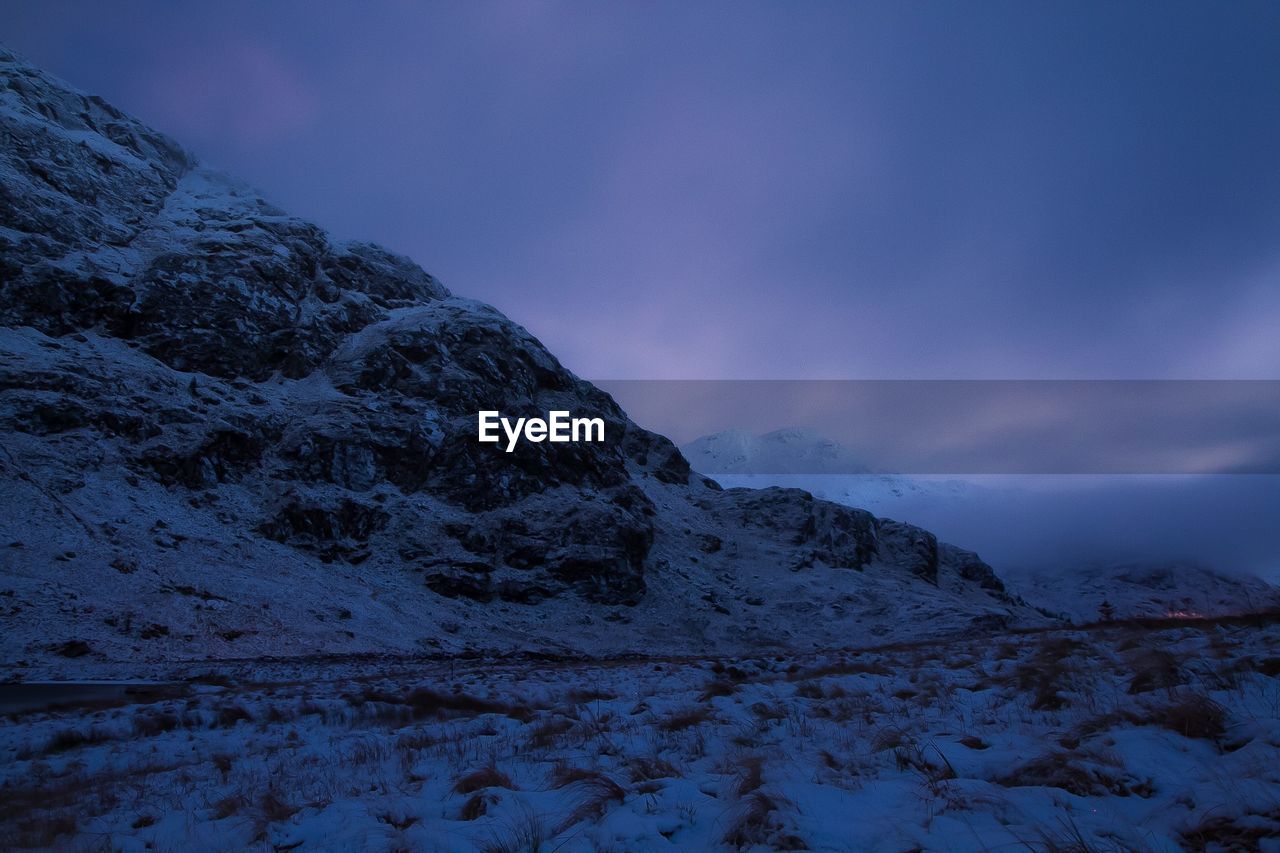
[212,792,250,820]
[355,686,533,722]
[1144,693,1226,741]
[459,793,490,821]
[997,752,1147,798]
[453,766,516,795]
[550,765,607,788]
[749,701,787,722]
[132,711,182,737]
[722,791,803,850]
[733,756,765,796]
[257,790,299,826]
[699,678,737,701]
[796,680,848,700]
[525,715,576,749]
[871,726,911,752]
[627,756,680,782]
[658,706,715,732]
[1126,649,1184,694]
[789,658,891,681]
[395,729,437,752]
[553,770,626,832]
[38,726,113,755]
[481,803,547,853]
[407,687,527,720]
[215,704,253,728]
[893,742,957,783]
[1181,809,1280,851]
[1007,636,1088,710]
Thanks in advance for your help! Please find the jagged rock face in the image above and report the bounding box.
[0,49,1030,668]
[876,519,940,584]
[0,47,694,608]
[706,488,879,570]
[423,485,655,605]
[1,60,188,334]
[942,543,1006,593]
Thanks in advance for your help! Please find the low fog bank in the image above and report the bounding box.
[710,474,1280,584]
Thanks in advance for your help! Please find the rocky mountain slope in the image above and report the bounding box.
[684,430,1280,620]
[0,48,1034,677]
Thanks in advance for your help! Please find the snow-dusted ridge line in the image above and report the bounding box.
[682,428,1280,620]
[2,46,1034,677]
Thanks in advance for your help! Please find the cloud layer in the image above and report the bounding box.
[6,1,1279,380]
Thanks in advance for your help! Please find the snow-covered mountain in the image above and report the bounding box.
[0,48,1037,677]
[682,427,873,475]
[683,429,1280,621]
[682,428,978,510]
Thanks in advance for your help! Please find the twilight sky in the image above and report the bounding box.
[4,1,1279,380]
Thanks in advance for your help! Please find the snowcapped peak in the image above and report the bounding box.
[682,427,872,475]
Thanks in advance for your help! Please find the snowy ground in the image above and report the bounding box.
[3,615,1279,851]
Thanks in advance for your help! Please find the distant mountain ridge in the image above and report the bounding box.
[682,427,873,475]
[681,428,977,510]
[682,429,1280,622]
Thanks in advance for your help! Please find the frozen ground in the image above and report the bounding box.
[3,614,1279,851]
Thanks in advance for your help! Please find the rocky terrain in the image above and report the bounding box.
[1002,561,1280,623]
[4,613,1279,850]
[684,429,1280,622]
[0,48,1035,678]
[5,46,1280,853]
